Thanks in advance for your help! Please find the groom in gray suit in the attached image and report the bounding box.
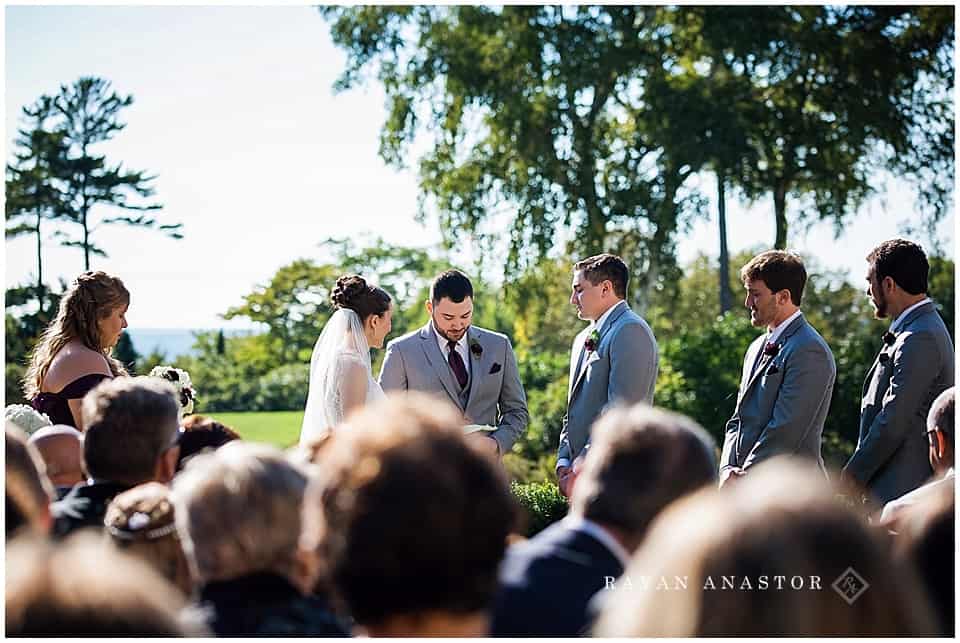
[557,254,658,497]
[379,270,528,458]
[719,251,836,487]
[842,239,954,506]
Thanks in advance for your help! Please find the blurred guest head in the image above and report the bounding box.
[594,459,937,636]
[6,423,54,539]
[571,404,717,550]
[28,425,84,490]
[172,441,314,590]
[302,394,517,636]
[926,386,954,476]
[893,481,954,635]
[176,414,241,472]
[5,533,202,635]
[105,482,192,595]
[82,376,181,486]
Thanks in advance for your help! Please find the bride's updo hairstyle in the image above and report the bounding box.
[330,275,391,323]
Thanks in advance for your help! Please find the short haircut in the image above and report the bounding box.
[740,250,807,305]
[6,424,55,538]
[430,269,473,304]
[172,441,309,585]
[574,254,629,298]
[176,414,241,471]
[927,386,954,444]
[81,377,180,484]
[594,460,938,636]
[303,394,516,626]
[572,405,717,540]
[5,533,201,635]
[867,239,929,295]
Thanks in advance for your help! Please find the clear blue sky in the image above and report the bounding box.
[5,5,954,329]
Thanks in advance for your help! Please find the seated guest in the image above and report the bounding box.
[23,271,131,430]
[6,424,55,539]
[5,533,204,635]
[28,425,85,499]
[301,394,517,636]
[880,386,954,531]
[105,482,193,596]
[593,460,937,636]
[51,377,181,538]
[176,414,241,472]
[892,481,954,636]
[172,441,347,636]
[491,404,717,636]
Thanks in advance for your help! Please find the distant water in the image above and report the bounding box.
[124,328,258,360]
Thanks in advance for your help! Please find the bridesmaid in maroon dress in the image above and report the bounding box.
[24,271,131,430]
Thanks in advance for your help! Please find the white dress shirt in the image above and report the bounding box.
[767,309,803,346]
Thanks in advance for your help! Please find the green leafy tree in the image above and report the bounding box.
[322,6,708,305]
[113,330,140,374]
[50,77,183,269]
[5,96,69,310]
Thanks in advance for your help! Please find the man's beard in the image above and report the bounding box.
[433,318,468,342]
[872,289,888,319]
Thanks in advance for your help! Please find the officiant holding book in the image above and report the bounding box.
[379,269,529,459]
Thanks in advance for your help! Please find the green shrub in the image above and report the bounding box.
[511,480,568,537]
[255,364,309,411]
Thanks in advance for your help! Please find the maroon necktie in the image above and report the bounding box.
[447,340,468,389]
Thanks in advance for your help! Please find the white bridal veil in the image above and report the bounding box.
[299,308,372,446]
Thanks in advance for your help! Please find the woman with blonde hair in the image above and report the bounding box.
[24,271,130,429]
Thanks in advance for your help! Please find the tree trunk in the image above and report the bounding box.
[35,214,44,312]
[773,181,788,249]
[717,171,732,314]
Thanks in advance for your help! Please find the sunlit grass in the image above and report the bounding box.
[207,411,303,449]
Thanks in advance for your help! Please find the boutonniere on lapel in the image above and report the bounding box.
[469,339,483,358]
[763,342,781,375]
[584,329,601,353]
[878,331,896,365]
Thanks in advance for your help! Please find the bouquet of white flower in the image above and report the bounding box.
[5,404,53,435]
[148,366,196,417]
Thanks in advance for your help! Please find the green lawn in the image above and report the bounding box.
[208,411,304,448]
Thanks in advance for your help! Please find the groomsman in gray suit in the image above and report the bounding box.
[379,269,528,458]
[842,239,954,506]
[719,251,836,487]
[557,254,658,497]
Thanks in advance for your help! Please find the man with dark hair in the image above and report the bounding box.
[843,239,954,506]
[557,253,658,496]
[880,386,955,529]
[379,269,528,459]
[51,377,181,538]
[719,250,836,486]
[492,404,716,636]
[301,395,517,636]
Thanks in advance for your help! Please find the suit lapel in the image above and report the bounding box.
[569,330,588,400]
[418,324,463,408]
[740,314,806,402]
[463,327,488,410]
[570,302,629,399]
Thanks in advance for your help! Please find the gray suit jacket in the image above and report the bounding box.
[378,323,529,454]
[843,301,954,505]
[558,301,658,464]
[720,314,836,475]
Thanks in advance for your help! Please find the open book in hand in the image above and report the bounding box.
[463,424,496,434]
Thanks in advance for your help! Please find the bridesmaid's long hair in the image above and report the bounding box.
[23,271,130,398]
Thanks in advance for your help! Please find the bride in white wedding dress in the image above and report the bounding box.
[299,275,393,446]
